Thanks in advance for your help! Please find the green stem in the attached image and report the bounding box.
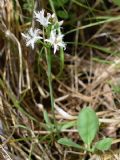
[45,47,58,132]
[49,0,64,76]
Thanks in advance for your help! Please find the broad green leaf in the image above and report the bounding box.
[94,138,112,152]
[77,107,99,145]
[113,0,120,6]
[58,138,82,149]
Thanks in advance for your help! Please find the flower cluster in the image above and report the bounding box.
[22,9,66,54]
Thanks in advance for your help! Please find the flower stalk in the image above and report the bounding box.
[21,8,66,131]
[45,47,58,131]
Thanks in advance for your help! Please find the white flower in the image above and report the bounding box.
[21,27,42,49]
[34,9,51,27]
[45,30,66,54]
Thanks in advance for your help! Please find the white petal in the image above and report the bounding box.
[21,33,28,39]
[59,20,64,26]
[41,9,45,16]
[45,39,51,43]
[47,13,51,19]
[51,13,56,18]
[53,44,58,54]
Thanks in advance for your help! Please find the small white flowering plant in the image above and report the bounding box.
[22,9,66,54]
[22,9,66,130]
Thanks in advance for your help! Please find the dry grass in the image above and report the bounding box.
[0,0,120,159]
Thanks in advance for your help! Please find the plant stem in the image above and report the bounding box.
[48,0,64,76]
[45,47,58,132]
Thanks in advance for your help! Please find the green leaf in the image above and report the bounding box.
[57,10,69,19]
[113,0,120,6]
[43,110,51,125]
[43,110,53,130]
[77,107,99,145]
[94,138,112,152]
[59,121,76,131]
[58,138,82,149]
[52,0,69,7]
